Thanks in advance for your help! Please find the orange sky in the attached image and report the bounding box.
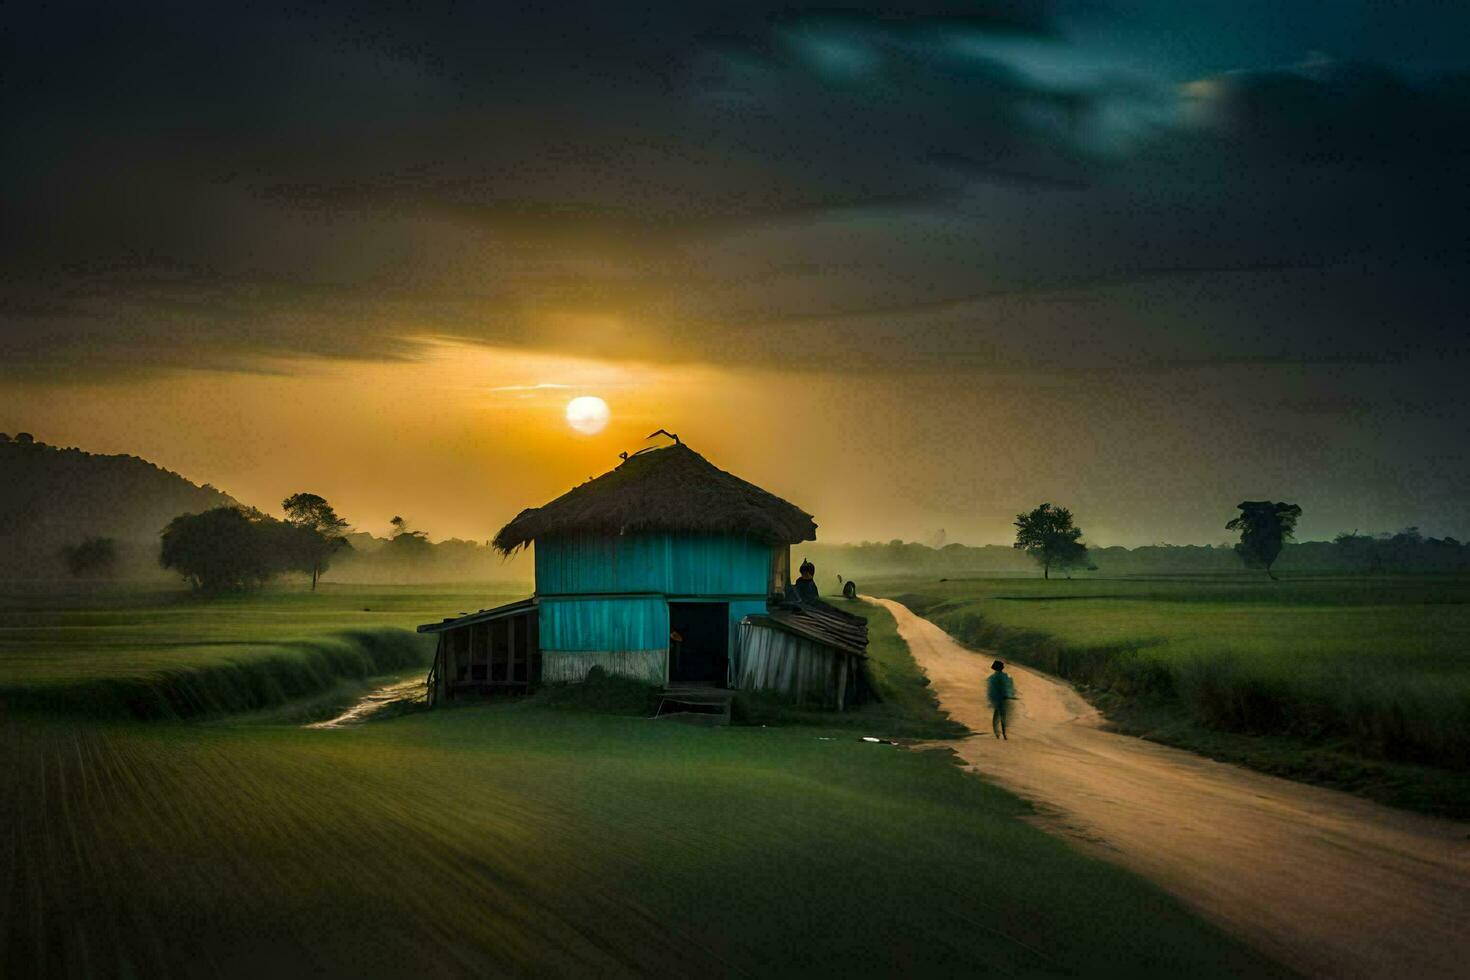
[1,341,918,543]
[4,337,1450,547]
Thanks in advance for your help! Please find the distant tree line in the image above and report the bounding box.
[160,494,351,592]
[810,511,1468,583]
[1008,499,1305,581]
[10,431,1467,589]
[1330,527,1467,574]
[1002,498,1463,582]
[152,501,519,592]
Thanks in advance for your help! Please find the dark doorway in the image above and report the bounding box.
[667,602,729,686]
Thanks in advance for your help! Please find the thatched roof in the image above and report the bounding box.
[493,443,817,553]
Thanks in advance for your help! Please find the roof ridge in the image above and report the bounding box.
[492,443,816,553]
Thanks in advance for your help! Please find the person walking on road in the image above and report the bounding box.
[987,660,1016,739]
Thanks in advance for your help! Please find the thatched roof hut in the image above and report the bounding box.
[421,440,865,713]
[492,442,817,553]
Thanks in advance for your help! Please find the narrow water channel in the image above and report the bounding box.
[306,676,426,729]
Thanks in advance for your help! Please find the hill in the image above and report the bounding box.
[0,433,237,579]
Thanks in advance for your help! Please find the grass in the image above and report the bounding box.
[0,584,521,719]
[0,582,1288,975]
[874,574,1470,817]
[0,707,1283,978]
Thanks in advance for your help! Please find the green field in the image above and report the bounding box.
[874,574,1470,815]
[0,585,521,718]
[0,585,1284,976]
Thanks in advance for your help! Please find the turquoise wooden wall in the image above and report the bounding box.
[533,534,781,670]
[539,595,769,673]
[535,533,774,597]
[539,596,669,652]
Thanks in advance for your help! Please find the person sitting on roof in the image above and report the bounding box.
[794,558,819,603]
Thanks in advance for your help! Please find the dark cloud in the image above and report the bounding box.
[0,3,1467,382]
[1181,57,1470,167]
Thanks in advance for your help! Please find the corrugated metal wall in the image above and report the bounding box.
[737,621,853,708]
[726,598,768,673]
[535,533,776,596]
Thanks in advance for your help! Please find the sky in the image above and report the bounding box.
[2,2,1468,546]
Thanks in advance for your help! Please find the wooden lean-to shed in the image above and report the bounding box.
[419,438,868,708]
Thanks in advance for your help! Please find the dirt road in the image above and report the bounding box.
[870,597,1470,978]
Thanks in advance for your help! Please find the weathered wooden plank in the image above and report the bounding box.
[432,634,447,705]
[445,631,458,697]
[541,650,667,684]
[507,614,518,685]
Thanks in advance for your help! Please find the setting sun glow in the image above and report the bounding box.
[565,395,611,435]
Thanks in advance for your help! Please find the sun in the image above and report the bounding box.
[565,395,610,435]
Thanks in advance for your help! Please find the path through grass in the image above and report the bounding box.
[875,575,1470,815]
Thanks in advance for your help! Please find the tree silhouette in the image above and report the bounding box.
[282,492,351,590]
[1226,501,1302,580]
[159,507,311,592]
[1013,503,1091,580]
[61,537,118,578]
[1333,530,1383,574]
[385,514,431,560]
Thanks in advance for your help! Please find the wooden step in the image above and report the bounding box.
[655,688,733,725]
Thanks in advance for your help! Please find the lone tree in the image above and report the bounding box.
[1226,501,1302,580]
[1013,503,1091,580]
[282,492,351,590]
[61,537,118,578]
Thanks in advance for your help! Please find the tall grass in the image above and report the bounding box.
[0,584,519,719]
[0,628,432,719]
[892,577,1470,772]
